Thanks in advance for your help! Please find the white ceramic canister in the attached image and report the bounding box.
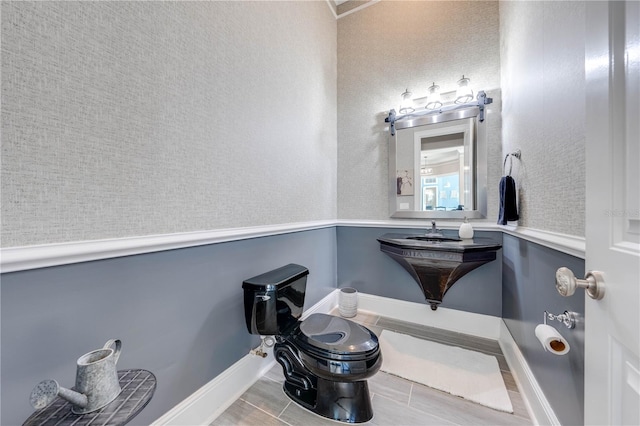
[338,287,358,318]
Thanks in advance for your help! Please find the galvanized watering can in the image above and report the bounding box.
[30,339,122,414]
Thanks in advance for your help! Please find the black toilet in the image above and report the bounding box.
[242,264,381,423]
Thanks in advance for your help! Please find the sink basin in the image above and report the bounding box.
[406,235,462,242]
[377,233,501,310]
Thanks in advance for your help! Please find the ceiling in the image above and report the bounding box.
[333,0,378,18]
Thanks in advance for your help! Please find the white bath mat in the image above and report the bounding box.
[379,330,513,413]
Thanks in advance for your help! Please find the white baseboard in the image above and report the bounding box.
[150,347,276,426]
[151,289,340,426]
[301,289,339,320]
[357,293,502,340]
[499,320,560,426]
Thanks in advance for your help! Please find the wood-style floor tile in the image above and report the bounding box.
[501,370,519,392]
[212,312,532,426]
[508,390,531,420]
[409,382,531,426]
[369,394,456,425]
[278,400,338,426]
[367,371,412,405]
[210,399,289,426]
[263,363,285,384]
[239,377,291,418]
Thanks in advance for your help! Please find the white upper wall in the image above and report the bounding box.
[1,1,337,247]
[336,1,502,221]
[1,0,588,248]
[499,1,586,237]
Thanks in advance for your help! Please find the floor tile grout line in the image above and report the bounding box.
[407,383,413,407]
[241,398,293,426]
[263,373,283,384]
[277,401,291,418]
[373,392,459,426]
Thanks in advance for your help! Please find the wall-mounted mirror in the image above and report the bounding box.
[389,107,487,219]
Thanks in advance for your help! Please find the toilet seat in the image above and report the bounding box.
[292,313,379,362]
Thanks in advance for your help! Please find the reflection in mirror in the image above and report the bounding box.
[417,121,472,212]
[390,108,487,219]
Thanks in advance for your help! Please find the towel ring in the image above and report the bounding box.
[503,149,521,176]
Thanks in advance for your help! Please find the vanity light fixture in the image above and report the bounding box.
[455,75,473,104]
[399,89,415,114]
[425,83,442,110]
[385,83,493,136]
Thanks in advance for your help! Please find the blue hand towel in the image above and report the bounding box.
[498,175,519,225]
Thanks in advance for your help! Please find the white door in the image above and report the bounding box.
[585,1,640,425]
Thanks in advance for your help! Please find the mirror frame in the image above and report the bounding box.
[389,106,487,219]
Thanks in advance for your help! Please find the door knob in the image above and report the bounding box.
[555,267,605,300]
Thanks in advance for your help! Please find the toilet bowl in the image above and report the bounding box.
[242,264,381,423]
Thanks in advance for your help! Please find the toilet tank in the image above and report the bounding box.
[242,264,309,335]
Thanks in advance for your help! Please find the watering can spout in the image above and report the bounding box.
[30,379,88,410]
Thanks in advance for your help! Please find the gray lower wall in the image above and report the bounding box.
[502,233,585,426]
[0,228,337,426]
[336,226,503,317]
[2,227,586,425]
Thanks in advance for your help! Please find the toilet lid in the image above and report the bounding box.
[295,313,378,356]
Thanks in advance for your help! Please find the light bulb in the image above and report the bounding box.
[455,75,474,104]
[425,83,442,110]
[399,89,415,114]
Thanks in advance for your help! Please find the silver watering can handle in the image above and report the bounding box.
[103,339,122,364]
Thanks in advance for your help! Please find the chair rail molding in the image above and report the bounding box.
[0,221,336,273]
[0,220,584,273]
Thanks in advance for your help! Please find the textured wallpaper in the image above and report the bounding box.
[336,1,502,222]
[500,1,585,237]
[1,1,337,247]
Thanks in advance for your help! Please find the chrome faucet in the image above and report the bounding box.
[426,221,444,237]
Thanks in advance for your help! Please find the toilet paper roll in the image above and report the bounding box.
[535,324,570,355]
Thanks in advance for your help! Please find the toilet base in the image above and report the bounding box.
[274,334,378,424]
[283,377,374,424]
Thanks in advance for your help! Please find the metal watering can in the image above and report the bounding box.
[30,339,122,414]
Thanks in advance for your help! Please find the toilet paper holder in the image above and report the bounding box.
[544,310,576,329]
